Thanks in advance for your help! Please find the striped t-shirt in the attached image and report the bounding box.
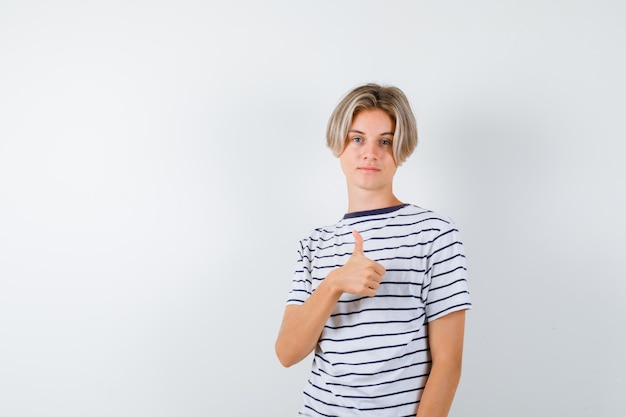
[286,204,472,417]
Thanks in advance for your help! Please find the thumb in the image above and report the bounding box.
[352,230,364,255]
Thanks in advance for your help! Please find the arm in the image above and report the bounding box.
[416,310,466,417]
[275,230,385,367]
[274,279,342,367]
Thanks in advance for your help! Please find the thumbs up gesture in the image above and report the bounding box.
[328,230,386,297]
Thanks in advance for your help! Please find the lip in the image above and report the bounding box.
[358,167,380,173]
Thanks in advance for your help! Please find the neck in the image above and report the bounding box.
[346,188,403,213]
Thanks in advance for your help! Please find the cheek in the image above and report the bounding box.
[336,142,348,157]
[384,149,397,165]
[338,153,348,173]
[339,148,359,175]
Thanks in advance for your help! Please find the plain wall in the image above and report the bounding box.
[1,1,624,416]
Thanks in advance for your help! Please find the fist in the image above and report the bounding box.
[332,230,386,296]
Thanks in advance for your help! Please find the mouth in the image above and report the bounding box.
[358,167,380,173]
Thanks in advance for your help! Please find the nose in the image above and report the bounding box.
[361,140,379,159]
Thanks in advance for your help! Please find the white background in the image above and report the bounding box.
[1,1,624,416]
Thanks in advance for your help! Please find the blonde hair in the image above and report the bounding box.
[326,83,418,165]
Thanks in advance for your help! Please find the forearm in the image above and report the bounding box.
[275,275,342,367]
[416,310,466,417]
[276,232,385,367]
[415,358,462,417]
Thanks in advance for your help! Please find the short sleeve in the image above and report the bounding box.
[422,223,472,321]
[285,238,313,305]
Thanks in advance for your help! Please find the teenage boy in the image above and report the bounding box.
[276,83,471,417]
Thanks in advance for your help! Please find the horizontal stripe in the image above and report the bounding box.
[286,204,471,416]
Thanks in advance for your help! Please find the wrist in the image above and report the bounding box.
[321,270,344,299]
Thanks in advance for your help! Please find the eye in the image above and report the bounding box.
[380,138,391,146]
[352,136,363,143]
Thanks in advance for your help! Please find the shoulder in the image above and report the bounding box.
[398,204,460,232]
[296,219,345,251]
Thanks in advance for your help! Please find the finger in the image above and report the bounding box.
[352,230,364,255]
[374,262,386,277]
[367,279,380,294]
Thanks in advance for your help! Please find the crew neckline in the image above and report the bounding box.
[343,204,409,219]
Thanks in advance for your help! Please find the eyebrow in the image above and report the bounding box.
[348,129,395,136]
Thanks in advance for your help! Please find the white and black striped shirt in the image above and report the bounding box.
[287,204,472,417]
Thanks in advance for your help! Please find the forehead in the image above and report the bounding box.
[350,108,395,131]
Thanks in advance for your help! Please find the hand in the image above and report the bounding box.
[328,230,386,297]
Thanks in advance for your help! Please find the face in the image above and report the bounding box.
[339,108,397,194]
